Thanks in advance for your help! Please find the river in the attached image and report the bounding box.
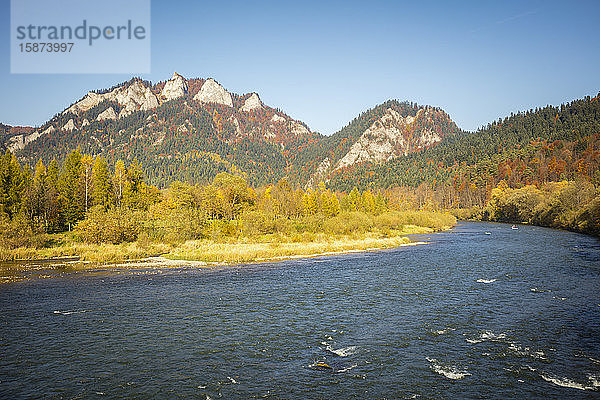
[1,221,599,399]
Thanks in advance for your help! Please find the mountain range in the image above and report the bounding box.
[1,73,598,204]
[0,73,460,187]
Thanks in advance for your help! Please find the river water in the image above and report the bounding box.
[1,222,599,399]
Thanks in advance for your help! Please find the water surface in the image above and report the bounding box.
[1,222,599,399]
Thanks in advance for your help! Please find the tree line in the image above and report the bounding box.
[2,148,454,250]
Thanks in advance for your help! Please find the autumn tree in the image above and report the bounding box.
[92,157,113,209]
[213,173,254,219]
[60,149,85,230]
[0,150,26,219]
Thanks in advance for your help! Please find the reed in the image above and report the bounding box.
[165,231,420,264]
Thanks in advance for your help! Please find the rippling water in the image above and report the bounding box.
[1,222,599,399]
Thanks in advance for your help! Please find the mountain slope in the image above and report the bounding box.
[293,100,461,186]
[4,73,321,187]
[3,75,461,189]
[326,94,600,206]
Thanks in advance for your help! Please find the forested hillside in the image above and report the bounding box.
[295,100,461,185]
[0,75,460,189]
[328,94,600,200]
[2,74,321,187]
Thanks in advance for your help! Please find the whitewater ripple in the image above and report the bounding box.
[432,328,456,335]
[466,331,507,344]
[508,343,548,361]
[53,310,87,315]
[426,357,471,380]
[336,364,358,373]
[326,345,359,357]
[540,373,600,391]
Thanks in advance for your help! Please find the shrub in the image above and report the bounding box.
[75,206,142,244]
[294,214,325,233]
[0,214,53,249]
[323,212,373,235]
[146,206,208,242]
[572,194,600,236]
[373,211,406,230]
[240,211,276,235]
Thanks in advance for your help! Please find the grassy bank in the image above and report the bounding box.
[165,227,430,264]
[0,225,444,267]
[0,235,170,263]
[0,210,455,267]
[0,226,434,266]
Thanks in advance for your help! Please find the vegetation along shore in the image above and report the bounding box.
[0,149,455,267]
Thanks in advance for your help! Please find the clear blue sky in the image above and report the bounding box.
[1,0,599,134]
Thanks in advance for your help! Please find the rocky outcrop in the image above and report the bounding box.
[64,80,158,117]
[7,134,27,152]
[289,121,311,137]
[228,116,242,136]
[115,81,159,115]
[81,118,90,127]
[63,92,104,114]
[97,107,117,121]
[7,125,55,152]
[43,125,56,135]
[271,114,286,123]
[62,119,76,131]
[193,78,233,107]
[335,108,442,170]
[306,157,332,188]
[160,72,188,101]
[241,93,263,112]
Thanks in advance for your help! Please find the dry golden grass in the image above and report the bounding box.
[0,241,170,263]
[164,227,431,264]
[0,224,439,266]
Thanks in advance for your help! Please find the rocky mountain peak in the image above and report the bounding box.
[335,107,446,170]
[241,93,263,112]
[115,80,159,115]
[64,80,158,117]
[160,72,188,101]
[193,78,233,107]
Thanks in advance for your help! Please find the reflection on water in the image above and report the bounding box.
[0,257,80,284]
[0,222,599,399]
[0,256,210,284]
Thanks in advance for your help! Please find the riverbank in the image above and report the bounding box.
[164,228,428,264]
[0,224,442,269]
[448,181,600,238]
